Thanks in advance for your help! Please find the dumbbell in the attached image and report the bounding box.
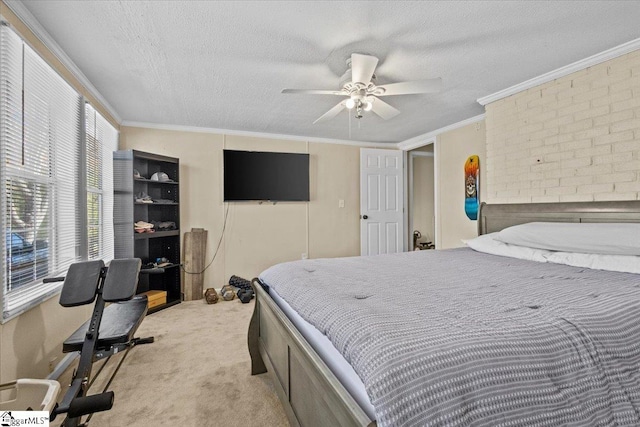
[220,285,235,301]
[204,288,219,304]
[236,288,255,303]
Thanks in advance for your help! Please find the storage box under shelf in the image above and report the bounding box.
[141,290,167,309]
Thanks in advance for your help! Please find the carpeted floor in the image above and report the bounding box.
[57,299,289,427]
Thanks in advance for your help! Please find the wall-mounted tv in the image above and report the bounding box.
[223,150,310,202]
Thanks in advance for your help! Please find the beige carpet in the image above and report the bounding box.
[57,299,289,427]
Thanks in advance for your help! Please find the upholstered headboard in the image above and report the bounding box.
[478,200,640,235]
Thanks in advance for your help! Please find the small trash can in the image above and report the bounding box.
[0,379,60,412]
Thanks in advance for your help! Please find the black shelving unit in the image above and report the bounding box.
[113,150,181,313]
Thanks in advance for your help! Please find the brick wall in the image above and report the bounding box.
[485,50,640,203]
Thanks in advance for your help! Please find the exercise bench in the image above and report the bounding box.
[49,258,154,427]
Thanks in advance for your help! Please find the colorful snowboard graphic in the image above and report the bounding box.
[464,155,479,220]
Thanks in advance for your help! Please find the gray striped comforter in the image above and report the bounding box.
[259,248,640,427]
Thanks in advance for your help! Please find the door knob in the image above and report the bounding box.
[362,215,368,220]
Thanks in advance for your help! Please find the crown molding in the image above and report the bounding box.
[3,0,122,124]
[396,114,485,151]
[121,121,394,148]
[477,37,640,106]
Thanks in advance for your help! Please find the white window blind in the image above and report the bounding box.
[1,24,86,321]
[85,103,116,263]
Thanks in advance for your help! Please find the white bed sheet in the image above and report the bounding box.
[268,287,376,420]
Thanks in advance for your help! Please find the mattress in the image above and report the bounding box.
[260,248,640,427]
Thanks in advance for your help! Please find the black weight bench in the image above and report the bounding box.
[63,296,148,353]
[50,258,154,427]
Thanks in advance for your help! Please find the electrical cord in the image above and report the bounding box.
[181,202,229,275]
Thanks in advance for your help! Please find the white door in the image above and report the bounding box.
[360,148,404,256]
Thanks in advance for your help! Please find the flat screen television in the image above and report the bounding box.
[223,150,310,201]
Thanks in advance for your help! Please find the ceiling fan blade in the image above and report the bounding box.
[375,78,442,96]
[351,53,379,85]
[313,102,346,124]
[370,98,400,120]
[282,88,345,95]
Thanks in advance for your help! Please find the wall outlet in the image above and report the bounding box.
[301,253,308,260]
[338,199,345,208]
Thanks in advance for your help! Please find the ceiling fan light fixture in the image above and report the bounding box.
[281,52,442,125]
[345,98,356,109]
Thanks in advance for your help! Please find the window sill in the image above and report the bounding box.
[2,282,64,324]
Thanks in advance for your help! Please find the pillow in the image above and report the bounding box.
[495,222,640,256]
[545,251,640,275]
[467,232,640,274]
[464,233,552,263]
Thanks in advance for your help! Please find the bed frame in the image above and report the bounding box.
[248,200,640,427]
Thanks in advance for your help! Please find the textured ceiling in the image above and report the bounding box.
[19,1,640,144]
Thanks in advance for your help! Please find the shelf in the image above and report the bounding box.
[134,177,179,185]
[139,263,181,274]
[134,202,179,205]
[132,150,179,164]
[115,149,181,315]
[147,299,181,315]
[134,230,180,239]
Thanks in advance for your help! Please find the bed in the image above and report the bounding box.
[248,201,640,427]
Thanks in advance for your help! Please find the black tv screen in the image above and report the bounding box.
[223,150,310,201]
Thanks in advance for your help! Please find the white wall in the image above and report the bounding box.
[120,127,365,285]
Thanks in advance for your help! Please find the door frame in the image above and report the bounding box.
[406,138,438,250]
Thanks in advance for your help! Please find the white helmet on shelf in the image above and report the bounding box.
[150,172,172,182]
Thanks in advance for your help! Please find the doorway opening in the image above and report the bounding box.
[408,143,436,251]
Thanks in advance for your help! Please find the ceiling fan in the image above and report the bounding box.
[282,53,442,124]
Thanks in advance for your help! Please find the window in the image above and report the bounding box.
[0,24,117,322]
[85,104,116,262]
